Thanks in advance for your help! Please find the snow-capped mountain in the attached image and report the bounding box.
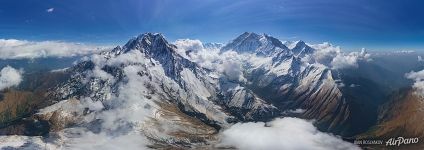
[290,40,315,57]
[42,33,286,148]
[221,33,351,134]
[221,32,290,56]
[0,32,369,149]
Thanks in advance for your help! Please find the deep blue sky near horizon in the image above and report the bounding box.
[0,0,423,51]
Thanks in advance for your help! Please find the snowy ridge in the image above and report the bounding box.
[221,32,289,56]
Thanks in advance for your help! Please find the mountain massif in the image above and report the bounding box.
[0,32,423,149]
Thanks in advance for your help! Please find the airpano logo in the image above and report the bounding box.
[354,137,419,146]
[385,137,419,146]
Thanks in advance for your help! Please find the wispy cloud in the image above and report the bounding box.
[405,70,424,96]
[218,117,360,150]
[0,39,110,59]
[174,39,246,82]
[46,8,54,13]
[0,66,23,90]
[308,43,372,69]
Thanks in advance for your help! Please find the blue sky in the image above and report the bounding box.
[0,0,423,51]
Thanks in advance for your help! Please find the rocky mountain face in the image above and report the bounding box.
[0,71,70,135]
[357,89,424,149]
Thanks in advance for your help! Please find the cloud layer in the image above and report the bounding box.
[308,43,371,69]
[174,39,246,81]
[218,117,360,150]
[0,39,109,59]
[174,39,221,69]
[405,70,424,96]
[0,66,23,90]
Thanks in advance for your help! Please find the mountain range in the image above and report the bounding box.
[0,32,423,149]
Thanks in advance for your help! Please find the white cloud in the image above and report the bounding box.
[222,59,244,81]
[174,39,204,58]
[46,8,54,13]
[331,54,358,69]
[174,39,246,81]
[406,70,424,80]
[92,66,114,81]
[349,84,359,88]
[394,50,415,54]
[0,130,149,150]
[174,39,221,70]
[0,39,110,59]
[308,43,371,69]
[308,42,341,64]
[56,128,149,150]
[0,135,60,149]
[80,97,104,111]
[405,70,424,96]
[0,66,23,90]
[50,67,69,72]
[218,117,360,150]
[282,108,306,114]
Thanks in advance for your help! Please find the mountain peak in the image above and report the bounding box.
[295,40,306,46]
[121,32,176,55]
[120,33,196,78]
[137,33,165,42]
[240,32,260,37]
[221,32,288,56]
[234,32,262,43]
[291,40,314,57]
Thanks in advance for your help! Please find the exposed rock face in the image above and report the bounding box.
[34,99,84,131]
[0,71,70,135]
[376,91,424,138]
[364,89,424,138]
[0,90,33,124]
[358,89,424,149]
[142,101,218,149]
